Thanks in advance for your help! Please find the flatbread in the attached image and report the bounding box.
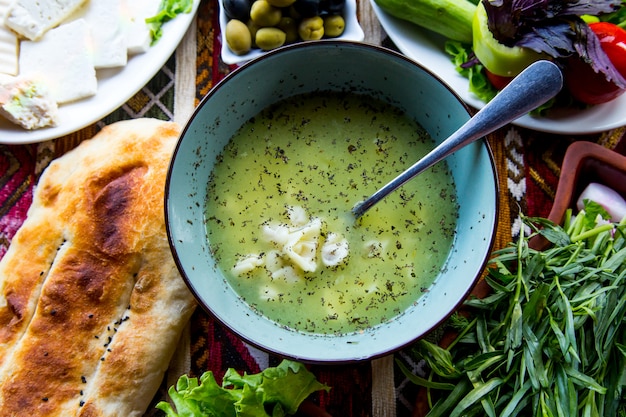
[0,118,197,416]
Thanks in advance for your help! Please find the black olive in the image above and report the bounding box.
[292,0,321,17]
[223,0,252,21]
[321,0,345,14]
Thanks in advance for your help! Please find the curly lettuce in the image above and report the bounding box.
[445,41,497,103]
[156,360,330,417]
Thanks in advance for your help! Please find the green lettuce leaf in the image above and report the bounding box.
[146,0,194,44]
[155,360,330,417]
[444,40,497,103]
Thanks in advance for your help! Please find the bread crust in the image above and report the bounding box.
[0,118,196,416]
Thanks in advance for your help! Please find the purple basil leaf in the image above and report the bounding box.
[555,0,622,16]
[517,19,626,88]
[516,20,577,58]
[574,21,626,88]
[483,0,621,44]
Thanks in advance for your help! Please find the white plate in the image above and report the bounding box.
[219,0,364,65]
[371,0,626,135]
[0,0,200,145]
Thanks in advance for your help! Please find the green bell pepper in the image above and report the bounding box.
[472,1,545,77]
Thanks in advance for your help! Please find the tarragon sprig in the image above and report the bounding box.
[401,201,626,417]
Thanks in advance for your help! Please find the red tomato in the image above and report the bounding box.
[485,69,513,90]
[565,22,626,105]
[591,22,626,75]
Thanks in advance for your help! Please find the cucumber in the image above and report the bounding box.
[374,0,476,43]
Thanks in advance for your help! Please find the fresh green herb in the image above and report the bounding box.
[401,201,626,417]
[444,40,497,103]
[156,359,330,417]
[146,0,194,44]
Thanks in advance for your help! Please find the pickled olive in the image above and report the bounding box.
[255,27,287,50]
[323,14,344,37]
[223,0,252,21]
[225,19,252,55]
[298,16,324,40]
[277,17,299,43]
[250,0,282,27]
[292,0,321,17]
[224,0,348,57]
[267,0,296,7]
[247,20,261,46]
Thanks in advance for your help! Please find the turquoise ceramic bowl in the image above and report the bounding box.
[166,41,498,363]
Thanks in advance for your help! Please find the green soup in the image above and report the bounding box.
[205,92,458,335]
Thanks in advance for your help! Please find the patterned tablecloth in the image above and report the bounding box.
[1,1,625,416]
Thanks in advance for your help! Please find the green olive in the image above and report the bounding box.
[250,0,282,27]
[246,19,261,47]
[255,27,287,50]
[277,16,298,43]
[323,15,345,38]
[225,19,252,55]
[298,16,324,41]
[266,0,295,7]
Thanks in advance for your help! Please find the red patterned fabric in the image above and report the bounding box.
[0,145,36,259]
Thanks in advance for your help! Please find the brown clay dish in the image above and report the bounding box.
[531,140,626,250]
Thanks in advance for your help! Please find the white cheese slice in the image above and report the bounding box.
[69,0,127,69]
[19,19,97,104]
[0,0,18,75]
[0,27,17,75]
[0,74,59,130]
[121,0,162,55]
[4,0,88,40]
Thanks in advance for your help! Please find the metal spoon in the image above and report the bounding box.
[352,60,563,219]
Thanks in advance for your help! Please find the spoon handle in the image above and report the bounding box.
[352,60,563,218]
